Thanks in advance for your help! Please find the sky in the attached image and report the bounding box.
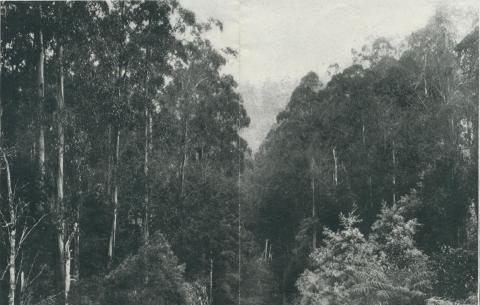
[180,0,478,151]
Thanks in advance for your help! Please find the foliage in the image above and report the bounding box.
[103,231,188,305]
[0,3,477,305]
[430,246,477,300]
[251,9,478,301]
[297,206,433,305]
[370,203,432,305]
[242,258,280,305]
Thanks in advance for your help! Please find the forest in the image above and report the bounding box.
[0,1,477,305]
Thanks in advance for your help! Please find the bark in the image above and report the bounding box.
[108,129,119,262]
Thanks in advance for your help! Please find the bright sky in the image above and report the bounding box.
[180,0,478,151]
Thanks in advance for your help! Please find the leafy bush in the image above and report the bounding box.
[370,203,432,305]
[296,206,432,305]
[296,212,389,305]
[103,231,188,305]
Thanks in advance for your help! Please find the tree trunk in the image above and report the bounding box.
[57,44,66,285]
[4,151,16,305]
[57,44,74,305]
[311,157,316,249]
[332,147,338,186]
[108,129,119,262]
[108,62,124,262]
[180,116,188,197]
[143,109,151,243]
[63,222,78,305]
[312,178,316,249]
[37,17,46,189]
[64,243,71,305]
[423,53,428,97]
[143,45,151,244]
[264,239,268,259]
[209,257,213,305]
[106,125,112,197]
[369,175,373,207]
[362,123,366,147]
[20,271,25,303]
[392,140,396,204]
[0,5,3,149]
[73,206,80,281]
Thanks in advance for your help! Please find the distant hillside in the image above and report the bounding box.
[239,78,298,152]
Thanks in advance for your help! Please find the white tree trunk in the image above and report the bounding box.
[180,117,188,197]
[209,257,213,305]
[108,129,119,262]
[392,140,396,204]
[37,19,46,186]
[311,157,316,249]
[3,150,16,305]
[332,148,338,186]
[143,109,151,243]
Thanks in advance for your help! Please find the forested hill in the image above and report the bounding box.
[0,2,477,305]
[0,2,250,304]
[246,10,478,305]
